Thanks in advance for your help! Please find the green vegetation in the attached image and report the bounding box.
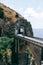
[0,36,14,61]
[26,48,32,55]
[0,37,14,49]
[0,8,4,19]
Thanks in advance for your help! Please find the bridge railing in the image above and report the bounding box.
[14,34,43,65]
[16,34,43,47]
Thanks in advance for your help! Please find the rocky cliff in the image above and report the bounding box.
[0,3,33,37]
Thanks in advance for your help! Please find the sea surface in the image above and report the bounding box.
[33,29,43,38]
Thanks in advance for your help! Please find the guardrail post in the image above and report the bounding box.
[11,38,15,65]
[16,38,19,65]
[26,53,28,65]
[11,37,19,65]
[40,47,43,65]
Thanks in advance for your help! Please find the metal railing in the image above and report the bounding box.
[16,34,43,47]
[14,34,43,65]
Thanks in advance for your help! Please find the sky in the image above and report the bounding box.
[0,0,43,29]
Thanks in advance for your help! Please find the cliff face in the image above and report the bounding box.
[0,3,33,37]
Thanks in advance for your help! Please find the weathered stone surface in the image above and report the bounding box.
[0,3,33,37]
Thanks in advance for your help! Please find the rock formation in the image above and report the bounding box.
[0,3,33,37]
